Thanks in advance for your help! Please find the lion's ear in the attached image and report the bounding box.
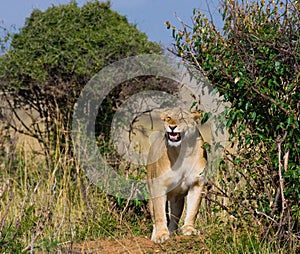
[191,111,204,123]
[160,109,168,120]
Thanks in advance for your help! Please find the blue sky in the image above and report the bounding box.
[0,0,223,49]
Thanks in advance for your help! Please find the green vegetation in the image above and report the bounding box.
[0,1,158,252]
[0,0,299,253]
[168,0,299,251]
[0,0,160,156]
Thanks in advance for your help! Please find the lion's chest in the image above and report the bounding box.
[163,145,204,195]
[165,166,202,196]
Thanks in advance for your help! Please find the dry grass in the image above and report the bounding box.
[0,142,152,253]
[0,127,297,253]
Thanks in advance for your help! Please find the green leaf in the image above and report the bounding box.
[201,112,212,125]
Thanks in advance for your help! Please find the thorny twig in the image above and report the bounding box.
[119,183,135,224]
[277,135,287,213]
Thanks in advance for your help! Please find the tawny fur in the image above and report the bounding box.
[147,107,207,243]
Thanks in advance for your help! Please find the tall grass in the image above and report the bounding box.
[0,143,150,253]
[0,134,298,253]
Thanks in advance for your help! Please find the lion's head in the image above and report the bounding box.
[160,108,200,147]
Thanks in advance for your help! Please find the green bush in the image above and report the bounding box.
[168,0,299,249]
[0,1,161,155]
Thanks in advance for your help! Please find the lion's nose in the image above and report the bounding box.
[169,125,177,131]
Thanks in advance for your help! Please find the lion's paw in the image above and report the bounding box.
[181,225,201,236]
[151,230,170,243]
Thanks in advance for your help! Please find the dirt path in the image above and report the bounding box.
[60,235,208,253]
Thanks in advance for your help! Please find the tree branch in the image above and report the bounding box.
[250,86,297,130]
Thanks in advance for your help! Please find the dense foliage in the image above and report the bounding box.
[0,1,160,154]
[168,0,299,249]
[0,2,162,252]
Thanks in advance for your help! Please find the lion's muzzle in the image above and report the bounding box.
[167,131,181,142]
[166,125,183,144]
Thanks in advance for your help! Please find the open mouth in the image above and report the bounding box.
[167,132,181,142]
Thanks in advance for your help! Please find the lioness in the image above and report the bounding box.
[147,107,207,243]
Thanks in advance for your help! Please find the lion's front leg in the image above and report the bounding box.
[149,195,169,243]
[181,181,204,235]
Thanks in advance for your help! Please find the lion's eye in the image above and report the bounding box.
[166,116,171,121]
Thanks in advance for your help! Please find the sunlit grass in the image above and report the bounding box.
[0,147,297,253]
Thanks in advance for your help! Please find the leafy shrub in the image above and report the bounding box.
[168,0,299,250]
[0,1,161,156]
